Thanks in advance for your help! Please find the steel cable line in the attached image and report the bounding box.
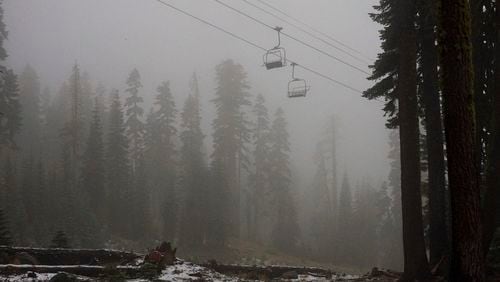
[214,0,371,76]
[238,0,371,65]
[152,0,365,95]
[253,0,374,62]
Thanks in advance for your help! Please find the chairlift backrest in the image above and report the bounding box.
[288,78,309,98]
[263,47,286,70]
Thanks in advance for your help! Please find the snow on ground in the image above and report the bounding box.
[0,261,361,281]
[154,260,238,281]
[3,272,57,281]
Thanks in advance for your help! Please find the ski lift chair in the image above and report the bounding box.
[288,79,309,98]
[287,63,310,98]
[263,27,287,70]
[264,47,286,70]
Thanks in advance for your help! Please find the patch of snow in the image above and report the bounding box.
[2,272,57,281]
[155,261,238,281]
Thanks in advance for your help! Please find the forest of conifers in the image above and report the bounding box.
[0,0,499,280]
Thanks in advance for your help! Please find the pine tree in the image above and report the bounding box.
[0,70,22,152]
[367,0,430,278]
[248,94,271,242]
[0,209,12,246]
[60,64,84,192]
[482,0,500,257]
[146,81,177,241]
[470,0,496,180]
[106,90,130,236]
[211,59,252,237]
[437,0,485,278]
[269,108,298,251]
[50,230,70,249]
[178,73,207,248]
[124,68,145,173]
[417,0,448,264]
[309,144,333,260]
[81,96,106,221]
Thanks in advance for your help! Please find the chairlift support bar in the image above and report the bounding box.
[273,26,283,49]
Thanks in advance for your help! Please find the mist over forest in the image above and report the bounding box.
[1,0,498,281]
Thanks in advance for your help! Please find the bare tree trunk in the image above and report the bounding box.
[419,0,449,265]
[482,0,500,257]
[397,0,431,279]
[437,0,485,279]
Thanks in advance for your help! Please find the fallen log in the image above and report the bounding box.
[0,246,141,266]
[0,264,157,279]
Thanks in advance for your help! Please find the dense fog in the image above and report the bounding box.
[0,0,404,273]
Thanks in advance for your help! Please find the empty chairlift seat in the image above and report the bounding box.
[288,78,309,98]
[287,63,310,98]
[264,47,286,70]
[263,27,287,70]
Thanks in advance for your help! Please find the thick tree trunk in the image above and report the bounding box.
[482,0,500,256]
[437,0,485,280]
[419,0,449,265]
[470,0,487,183]
[397,0,431,279]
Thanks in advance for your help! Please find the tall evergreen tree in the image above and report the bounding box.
[396,0,430,277]
[309,144,333,260]
[437,0,485,278]
[248,94,272,242]
[367,0,430,278]
[269,108,298,251]
[60,64,84,192]
[179,73,207,248]
[124,68,145,173]
[211,59,252,237]
[106,90,130,236]
[417,0,449,264]
[81,96,106,221]
[470,0,496,180]
[145,80,177,241]
[482,0,500,256]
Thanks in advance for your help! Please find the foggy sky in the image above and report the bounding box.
[4,0,389,190]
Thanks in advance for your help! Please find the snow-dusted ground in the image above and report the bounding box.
[0,261,361,281]
[0,261,237,281]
